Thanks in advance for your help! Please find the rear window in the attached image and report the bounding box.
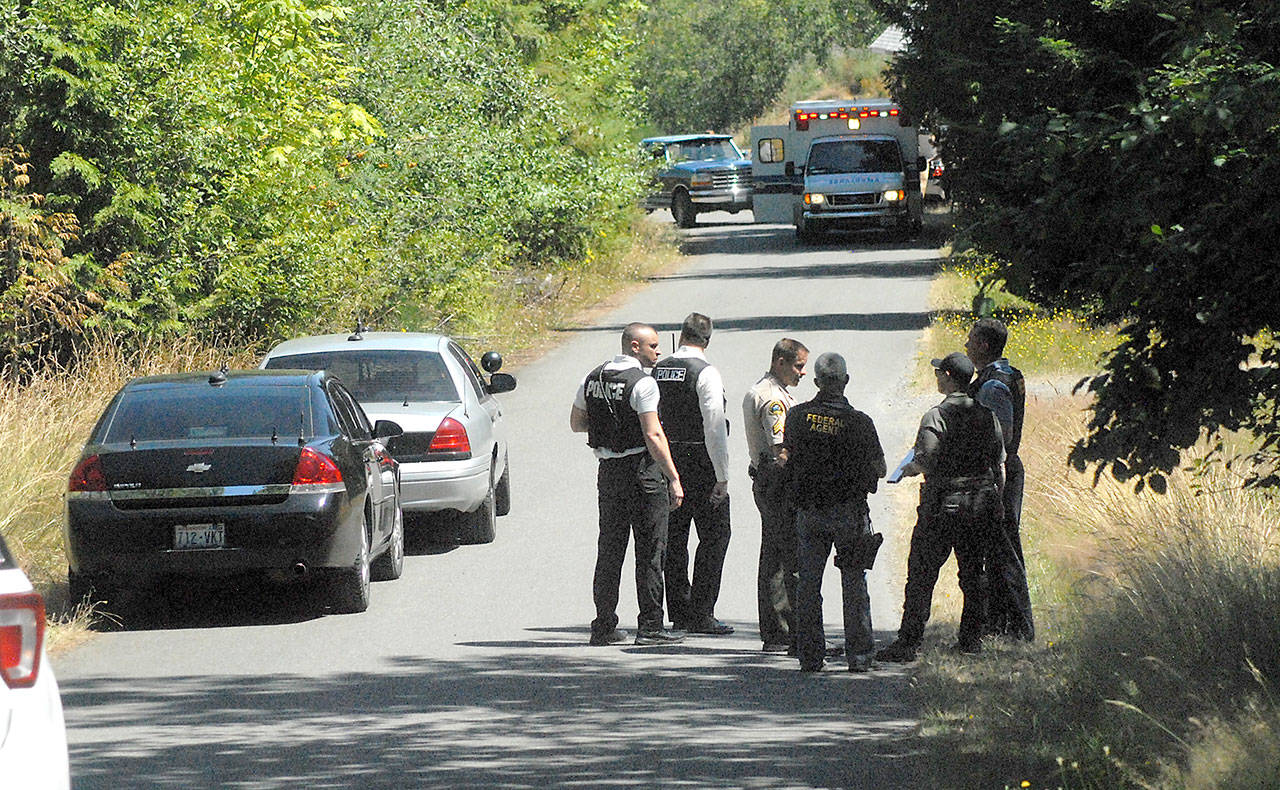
[101,385,314,443]
[265,350,459,403]
[807,139,902,175]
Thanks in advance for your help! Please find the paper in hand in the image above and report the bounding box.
[886,448,915,484]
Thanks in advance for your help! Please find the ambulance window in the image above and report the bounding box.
[807,139,902,175]
[757,138,784,163]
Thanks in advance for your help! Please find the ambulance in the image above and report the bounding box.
[751,98,925,242]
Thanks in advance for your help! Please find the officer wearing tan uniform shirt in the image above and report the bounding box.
[742,338,808,652]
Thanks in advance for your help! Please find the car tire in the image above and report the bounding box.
[371,506,404,582]
[458,471,497,545]
[796,219,822,245]
[495,457,511,517]
[331,515,371,613]
[672,190,697,229]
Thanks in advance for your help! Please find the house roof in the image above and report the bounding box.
[869,25,907,54]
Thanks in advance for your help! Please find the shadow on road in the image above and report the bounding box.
[562,311,933,336]
[678,224,935,259]
[83,576,330,632]
[63,627,927,789]
[653,258,941,283]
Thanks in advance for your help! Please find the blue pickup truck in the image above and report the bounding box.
[641,134,753,228]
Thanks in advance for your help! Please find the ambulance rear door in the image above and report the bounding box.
[750,124,796,225]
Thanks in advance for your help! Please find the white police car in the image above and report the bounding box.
[263,329,516,544]
[0,532,70,789]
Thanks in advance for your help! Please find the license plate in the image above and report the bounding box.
[174,523,225,550]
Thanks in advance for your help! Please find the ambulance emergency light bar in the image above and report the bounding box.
[794,106,903,131]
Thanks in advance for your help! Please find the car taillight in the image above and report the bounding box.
[69,454,107,492]
[0,591,45,689]
[428,418,471,453]
[292,448,343,486]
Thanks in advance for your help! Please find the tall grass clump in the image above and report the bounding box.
[914,391,1280,789]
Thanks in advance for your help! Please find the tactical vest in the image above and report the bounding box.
[583,364,647,453]
[972,363,1025,455]
[653,355,709,444]
[933,395,1001,483]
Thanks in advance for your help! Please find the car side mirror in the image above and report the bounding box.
[480,350,503,373]
[488,373,517,394]
[373,419,403,439]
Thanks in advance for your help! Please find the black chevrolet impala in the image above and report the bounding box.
[64,369,404,613]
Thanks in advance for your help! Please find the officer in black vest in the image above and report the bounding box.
[878,352,1005,661]
[571,322,686,647]
[966,317,1034,641]
[783,353,886,672]
[653,313,733,635]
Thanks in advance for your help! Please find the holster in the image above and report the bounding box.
[752,449,788,505]
[836,531,883,572]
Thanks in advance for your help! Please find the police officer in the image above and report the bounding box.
[570,322,685,646]
[783,353,886,672]
[966,318,1034,641]
[743,338,808,652]
[878,352,1005,661]
[654,313,733,635]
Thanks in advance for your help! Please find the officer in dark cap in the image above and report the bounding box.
[878,351,1005,661]
[571,322,686,647]
[653,313,734,635]
[966,317,1034,641]
[783,353,886,672]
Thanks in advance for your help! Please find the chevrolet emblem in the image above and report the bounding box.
[186,462,212,473]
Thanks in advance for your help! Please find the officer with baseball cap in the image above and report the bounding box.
[878,351,1005,661]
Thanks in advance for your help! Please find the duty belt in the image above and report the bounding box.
[940,474,996,492]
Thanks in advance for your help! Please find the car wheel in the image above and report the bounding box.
[458,471,497,545]
[672,190,697,229]
[495,457,511,517]
[371,506,404,582]
[796,218,822,245]
[331,514,371,613]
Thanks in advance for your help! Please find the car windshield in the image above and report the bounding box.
[806,139,902,175]
[265,350,459,403]
[102,384,314,443]
[669,139,740,163]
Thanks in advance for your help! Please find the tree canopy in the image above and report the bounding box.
[0,0,648,362]
[873,0,1280,490]
[633,0,881,132]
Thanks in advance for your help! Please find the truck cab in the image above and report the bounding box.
[752,99,924,243]
[641,134,753,228]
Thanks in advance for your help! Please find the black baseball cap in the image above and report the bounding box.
[931,351,975,384]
